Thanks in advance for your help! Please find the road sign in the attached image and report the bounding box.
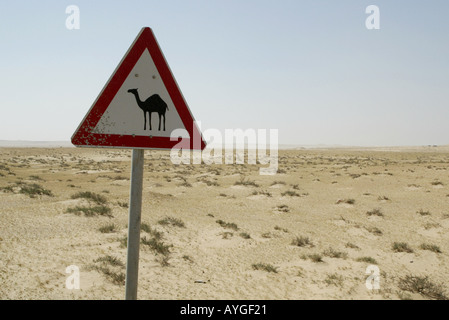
[71,27,205,150]
[71,27,206,300]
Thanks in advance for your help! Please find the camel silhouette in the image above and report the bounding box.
[127,88,169,131]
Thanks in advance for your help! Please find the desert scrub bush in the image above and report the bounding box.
[392,242,414,253]
[91,255,125,285]
[28,175,44,181]
[274,226,289,233]
[207,168,221,176]
[398,275,448,300]
[141,236,172,256]
[239,232,251,239]
[430,180,444,186]
[157,216,185,228]
[178,181,192,187]
[119,236,127,248]
[417,209,431,216]
[0,185,15,193]
[356,256,377,264]
[324,273,344,287]
[96,266,125,285]
[270,180,286,186]
[94,255,124,267]
[252,263,278,273]
[99,223,117,233]
[291,236,314,248]
[234,176,259,187]
[275,205,290,213]
[182,255,194,263]
[366,208,383,217]
[251,190,272,197]
[198,177,219,186]
[71,191,107,205]
[281,190,300,197]
[408,183,420,188]
[206,180,220,186]
[322,247,348,259]
[424,222,441,230]
[18,183,53,198]
[365,226,383,236]
[220,232,233,239]
[336,198,355,205]
[308,254,324,263]
[261,232,272,238]
[141,223,163,240]
[216,220,239,231]
[345,242,360,250]
[66,205,112,218]
[420,243,442,253]
[117,201,128,208]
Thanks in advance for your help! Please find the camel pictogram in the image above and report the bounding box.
[128,88,169,131]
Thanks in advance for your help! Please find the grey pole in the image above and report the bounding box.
[125,148,144,300]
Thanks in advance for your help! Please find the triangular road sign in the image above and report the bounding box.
[71,27,206,150]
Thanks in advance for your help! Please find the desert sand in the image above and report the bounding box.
[0,146,448,300]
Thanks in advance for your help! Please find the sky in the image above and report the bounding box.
[0,0,448,147]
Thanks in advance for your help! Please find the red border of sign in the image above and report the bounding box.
[71,27,206,150]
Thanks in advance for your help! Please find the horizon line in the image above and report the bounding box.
[0,140,447,150]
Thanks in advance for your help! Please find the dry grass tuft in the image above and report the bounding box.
[398,275,448,300]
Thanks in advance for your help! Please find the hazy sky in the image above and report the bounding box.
[1,1,448,146]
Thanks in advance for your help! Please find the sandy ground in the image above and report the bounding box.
[0,146,448,300]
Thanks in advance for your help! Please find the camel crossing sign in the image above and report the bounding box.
[72,27,205,150]
[71,27,206,300]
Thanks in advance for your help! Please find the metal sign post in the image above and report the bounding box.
[125,149,144,300]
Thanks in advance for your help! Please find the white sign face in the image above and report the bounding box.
[93,49,186,137]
